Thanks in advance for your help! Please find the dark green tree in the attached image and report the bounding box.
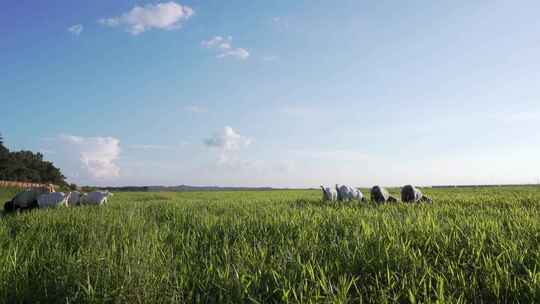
[0,133,66,185]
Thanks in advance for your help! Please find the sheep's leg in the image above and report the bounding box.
[388,196,398,203]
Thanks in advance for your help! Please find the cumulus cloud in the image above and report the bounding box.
[201,36,250,60]
[68,24,83,36]
[98,2,193,35]
[61,135,121,180]
[204,126,251,151]
[204,126,251,164]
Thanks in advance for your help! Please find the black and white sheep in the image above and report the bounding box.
[320,186,338,202]
[370,185,398,204]
[400,185,432,203]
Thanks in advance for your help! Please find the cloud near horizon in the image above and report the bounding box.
[98,2,193,35]
[60,135,121,181]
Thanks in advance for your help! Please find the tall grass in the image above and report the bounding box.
[0,188,539,303]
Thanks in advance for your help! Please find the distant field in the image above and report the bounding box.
[0,187,539,303]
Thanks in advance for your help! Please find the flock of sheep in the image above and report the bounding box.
[2,183,430,213]
[3,184,113,213]
[321,184,432,204]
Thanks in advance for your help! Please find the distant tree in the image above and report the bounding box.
[82,186,97,192]
[0,133,10,180]
[0,133,66,185]
[69,183,78,191]
[0,133,8,156]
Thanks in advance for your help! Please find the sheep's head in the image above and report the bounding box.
[4,201,14,213]
[320,186,328,200]
[401,185,416,203]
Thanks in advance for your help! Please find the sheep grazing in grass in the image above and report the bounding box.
[401,185,433,203]
[335,184,366,202]
[4,189,46,213]
[320,186,338,202]
[370,185,398,204]
[68,191,85,206]
[37,192,71,209]
[82,191,113,206]
[3,184,58,213]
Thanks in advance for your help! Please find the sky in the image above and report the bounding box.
[1,0,540,187]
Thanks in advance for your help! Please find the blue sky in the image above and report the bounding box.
[1,1,540,187]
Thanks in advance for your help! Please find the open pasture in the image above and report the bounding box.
[0,187,539,303]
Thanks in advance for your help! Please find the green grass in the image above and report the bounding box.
[0,187,540,303]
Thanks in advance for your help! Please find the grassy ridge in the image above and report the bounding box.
[0,188,539,303]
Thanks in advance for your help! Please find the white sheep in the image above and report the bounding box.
[335,184,366,202]
[320,186,338,202]
[37,192,71,209]
[68,191,84,206]
[82,191,113,206]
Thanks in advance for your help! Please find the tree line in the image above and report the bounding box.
[0,133,66,186]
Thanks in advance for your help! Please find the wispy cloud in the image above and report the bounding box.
[128,144,175,151]
[68,24,83,36]
[98,2,193,35]
[292,149,370,162]
[201,36,250,60]
[492,110,540,123]
[272,16,289,29]
[185,105,208,113]
[278,105,322,117]
[262,56,279,62]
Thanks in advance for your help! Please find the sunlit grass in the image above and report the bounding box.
[0,187,539,303]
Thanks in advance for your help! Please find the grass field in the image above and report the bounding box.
[0,187,540,303]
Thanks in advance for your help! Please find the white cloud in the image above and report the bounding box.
[201,36,231,49]
[204,126,252,164]
[185,105,208,113]
[68,24,83,36]
[98,2,193,35]
[217,48,250,60]
[201,36,250,60]
[204,126,251,151]
[61,135,121,180]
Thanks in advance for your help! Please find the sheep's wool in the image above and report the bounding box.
[84,191,112,205]
[38,192,68,209]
